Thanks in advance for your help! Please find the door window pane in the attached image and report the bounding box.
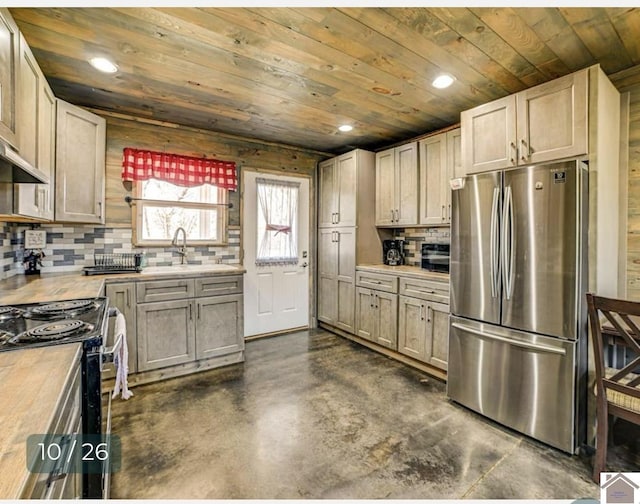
[256,178,300,266]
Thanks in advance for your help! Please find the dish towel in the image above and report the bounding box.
[112,312,134,400]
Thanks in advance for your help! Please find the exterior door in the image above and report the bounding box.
[243,171,310,337]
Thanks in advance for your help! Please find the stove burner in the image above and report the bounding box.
[27,299,97,320]
[0,306,24,321]
[10,320,94,344]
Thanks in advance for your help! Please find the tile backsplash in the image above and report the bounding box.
[0,223,240,280]
[393,227,450,267]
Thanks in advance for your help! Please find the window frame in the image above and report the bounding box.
[131,180,228,247]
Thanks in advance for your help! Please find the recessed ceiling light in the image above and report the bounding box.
[432,73,455,89]
[89,57,118,74]
[338,124,353,132]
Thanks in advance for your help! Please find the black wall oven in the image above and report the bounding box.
[421,243,450,273]
[0,297,117,499]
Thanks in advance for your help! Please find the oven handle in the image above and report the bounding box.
[102,333,123,365]
[103,307,123,365]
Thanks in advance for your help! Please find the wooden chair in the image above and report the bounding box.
[586,293,640,483]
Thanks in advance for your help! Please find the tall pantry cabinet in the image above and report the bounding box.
[317,149,381,334]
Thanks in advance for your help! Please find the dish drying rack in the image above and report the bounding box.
[82,253,143,275]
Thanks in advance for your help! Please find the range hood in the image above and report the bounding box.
[0,140,49,184]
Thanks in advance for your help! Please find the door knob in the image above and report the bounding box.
[301,262,308,268]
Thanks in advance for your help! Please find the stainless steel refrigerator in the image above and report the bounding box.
[448,159,588,453]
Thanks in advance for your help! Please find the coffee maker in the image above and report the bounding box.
[383,240,405,266]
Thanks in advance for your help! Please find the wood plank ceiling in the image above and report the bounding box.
[10,7,640,154]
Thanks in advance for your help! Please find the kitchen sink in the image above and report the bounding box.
[141,264,242,275]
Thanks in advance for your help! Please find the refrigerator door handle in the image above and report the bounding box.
[490,186,500,298]
[501,185,514,300]
[450,322,566,356]
[507,186,515,300]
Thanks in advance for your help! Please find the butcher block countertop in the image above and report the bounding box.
[0,343,82,499]
[356,264,450,283]
[0,264,246,305]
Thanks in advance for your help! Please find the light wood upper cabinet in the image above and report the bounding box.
[374,147,395,226]
[55,99,106,223]
[15,33,56,220]
[419,128,461,226]
[517,69,588,165]
[375,141,418,226]
[0,8,19,148]
[37,80,56,220]
[317,150,357,228]
[462,70,588,174]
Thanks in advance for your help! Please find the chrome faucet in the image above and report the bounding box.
[171,227,188,264]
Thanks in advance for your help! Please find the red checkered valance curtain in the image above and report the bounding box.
[121,148,237,191]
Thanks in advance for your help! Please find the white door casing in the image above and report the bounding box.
[243,171,310,337]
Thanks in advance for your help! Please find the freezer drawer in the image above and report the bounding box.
[447,316,577,453]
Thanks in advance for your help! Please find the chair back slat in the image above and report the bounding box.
[586,293,640,413]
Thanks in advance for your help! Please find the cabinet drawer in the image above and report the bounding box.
[356,271,398,293]
[399,277,449,304]
[136,279,195,303]
[195,275,243,297]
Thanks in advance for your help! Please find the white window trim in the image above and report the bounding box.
[131,181,228,247]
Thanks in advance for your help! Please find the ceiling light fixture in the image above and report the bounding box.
[338,124,353,132]
[89,57,118,74]
[432,73,455,89]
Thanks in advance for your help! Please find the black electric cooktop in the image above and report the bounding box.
[0,297,109,352]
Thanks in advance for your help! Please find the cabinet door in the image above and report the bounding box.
[425,301,449,371]
[335,151,357,227]
[395,142,418,226]
[397,295,427,361]
[196,294,244,359]
[447,128,463,179]
[38,81,56,220]
[318,158,336,228]
[15,33,41,218]
[0,9,19,147]
[137,299,195,371]
[375,147,395,225]
[375,290,398,350]
[419,134,447,226]
[517,69,588,165]
[317,228,337,324]
[55,100,106,223]
[335,228,356,334]
[104,282,137,378]
[462,94,517,174]
[445,128,462,224]
[355,287,375,341]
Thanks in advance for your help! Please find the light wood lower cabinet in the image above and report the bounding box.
[317,228,356,333]
[104,274,244,380]
[398,295,449,371]
[137,298,196,372]
[355,287,398,350]
[195,294,244,360]
[104,282,137,378]
[352,269,450,373]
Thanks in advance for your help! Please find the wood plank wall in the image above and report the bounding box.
[626,85,640,300]
[100,112,328,227]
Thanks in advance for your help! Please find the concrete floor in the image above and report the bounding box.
[110,329,638,499]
